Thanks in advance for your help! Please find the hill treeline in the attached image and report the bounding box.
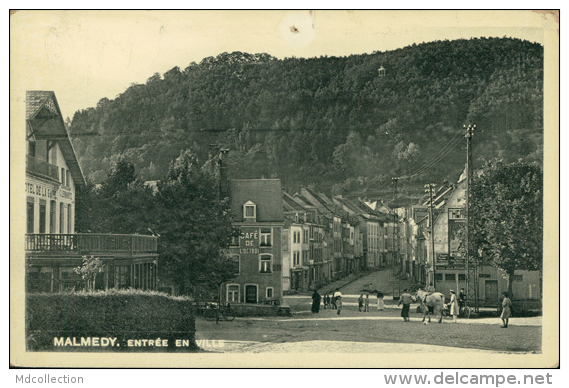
[69,37,543,200]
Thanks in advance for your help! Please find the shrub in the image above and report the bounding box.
[26,289,197,352]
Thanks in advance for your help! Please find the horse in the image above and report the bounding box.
[416,289,445,323]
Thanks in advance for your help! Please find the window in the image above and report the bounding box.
[61,168,65,186]
[434,273,443,281]
[27,200,34,234]
[49,200,56,233]
[259,254,272,273]
[445,273,456,281]
[303,229,308,243]
[513,275,524,282]
[59,202,65,233]
[458,273,466,281]
[266,287,274,299]
[260,228,272,246]
[230,255,240,275]
[67,204,72,234]
[243,201,256,220]
[227,284,240,303]
[39,201,46,234]
[293,231,300,244]
[293,251,300,266]
[66,170,71,187]
[230,235,239,246]
[449,208,463,219]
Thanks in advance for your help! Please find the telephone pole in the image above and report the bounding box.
[424,182,436,288]
[464,124,478,313]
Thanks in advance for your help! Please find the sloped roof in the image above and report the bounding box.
[26,91,86,187]
[228,179,284,223]
[283,191,306,212]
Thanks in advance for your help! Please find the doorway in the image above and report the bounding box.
[245,285,257,303]
[485,280,498,303]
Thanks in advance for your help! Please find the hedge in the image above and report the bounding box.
[26,289,197,352]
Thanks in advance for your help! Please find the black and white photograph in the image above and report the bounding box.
[10,9,559,370]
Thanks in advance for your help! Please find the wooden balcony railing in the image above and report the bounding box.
[25,233,158,255]
[26,154,59,181]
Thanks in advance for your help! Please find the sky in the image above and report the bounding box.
[10,10,554,119]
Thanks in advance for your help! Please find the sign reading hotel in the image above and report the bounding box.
[239,229,259,255]
[25,182,57,199]
[25,182,73,200]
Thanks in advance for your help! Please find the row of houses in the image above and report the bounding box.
[222,180,400,304]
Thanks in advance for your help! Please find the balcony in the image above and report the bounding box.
[26,154,59,182]
[25,233,158,257]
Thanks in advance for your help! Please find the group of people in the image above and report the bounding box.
[312,288,344,315]
[312,288,386,316]
[311,284,513,328]
[358,291,385,312]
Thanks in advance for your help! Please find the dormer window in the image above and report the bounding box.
[243,200,256,221]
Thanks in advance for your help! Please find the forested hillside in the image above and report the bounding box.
[69,37,543,201]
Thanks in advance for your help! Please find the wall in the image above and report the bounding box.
[224,225,283,303]
[435,266,541,304]
[26,141,76,235]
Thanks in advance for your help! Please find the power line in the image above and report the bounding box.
[397,133,463,179]
[405,136,463,178]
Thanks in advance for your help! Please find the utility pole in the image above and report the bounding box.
[424,182,436,289]
[392,177,399,196]
[464,124,478,313]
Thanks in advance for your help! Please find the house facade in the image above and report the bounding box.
[414,176,541,307]
[25,91,158,293]
[224,179,284,303]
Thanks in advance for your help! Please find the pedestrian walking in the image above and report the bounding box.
[500,291,512,328]
[358,294,364,312]
[449,289,459,323]
[377,291,384,311]
[336,296,342,315]
[323,294,329,309]
[333,288,342,310]
[398,289,414,322]
[333,288,342,299]
[311,290,321,313]
[364,294,370,312]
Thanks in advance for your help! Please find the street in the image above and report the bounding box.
[195,269,542,354]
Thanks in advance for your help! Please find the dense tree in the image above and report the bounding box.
[75,154,238,296]
[469,160,543,297]
[68,37,543,202]
[154,150,238,295]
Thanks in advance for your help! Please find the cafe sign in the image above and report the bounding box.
[239,229,259,255]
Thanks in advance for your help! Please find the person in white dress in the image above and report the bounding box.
[449,289,459,323]
[377,291,384,311]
